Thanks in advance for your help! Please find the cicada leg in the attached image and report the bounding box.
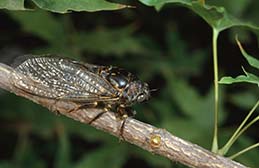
[88,110,108,125]
[49,99,62,115]
[66,101,110,125]
[67,101,99,113]
[87,103,112,125]
[116,106,136,141]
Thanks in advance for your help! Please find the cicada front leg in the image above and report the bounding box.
[67,101,99,113]
[88,103,113,125]
[116,105,136,141]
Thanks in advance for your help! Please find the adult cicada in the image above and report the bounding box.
[11,55,150,124]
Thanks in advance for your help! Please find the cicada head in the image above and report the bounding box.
[123,80,150,105]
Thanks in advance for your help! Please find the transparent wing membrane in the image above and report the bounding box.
[12,56,118,102]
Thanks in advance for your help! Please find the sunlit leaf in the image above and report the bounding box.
[219,66,259,86]
[32,0,129,13]
[236,38,259,70]
[0,0,128,13]
[139,0,191,9]
[219,39,259,86]
[190,2,248,32]
[219,75,259,85]
[139,0,259,33]
[0,0,26,10]
[207,0,250,16]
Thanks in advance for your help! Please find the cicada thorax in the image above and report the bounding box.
[98,66,134,104]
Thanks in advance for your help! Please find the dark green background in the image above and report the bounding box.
[0,0,259,167]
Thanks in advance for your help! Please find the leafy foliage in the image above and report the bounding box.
[139,0,259,33]
[219,39,259,86]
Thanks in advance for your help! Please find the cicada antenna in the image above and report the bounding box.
[150,88,158,92]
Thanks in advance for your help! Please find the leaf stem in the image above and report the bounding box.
[211,28,219,153]
[219,99,259,155]
[229,142,259,159]
[234,115,259,141]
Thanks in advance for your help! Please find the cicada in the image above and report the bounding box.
[11,55,150,124]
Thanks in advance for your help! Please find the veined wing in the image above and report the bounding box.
[12,56,119,102]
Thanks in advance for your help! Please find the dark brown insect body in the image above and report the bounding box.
[11,55,150,118]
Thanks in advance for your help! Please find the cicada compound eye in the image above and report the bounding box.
[136,93,146,102]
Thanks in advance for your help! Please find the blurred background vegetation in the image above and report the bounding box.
[0,0,259,167]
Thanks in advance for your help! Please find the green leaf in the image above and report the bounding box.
[139,0,259,32]
[207,0,249,16]
[0,161,14,168]
[32,0,129,13]
[132,148,172,168]
[165,77,226,128]
[163,117,208,141]
[7,10,81,56]
[1,0,129,13]
[219,75,259,85]
[55,125,71,168]
[236,38,259,70]
[63,115,117,143]
[76,27,148,57]
[74,145,126,168]
[169,79,203,118]
[219,39,259,86]
[13,135,46,168]
[166,30,207,76]
[139,0,191,9]
[9,10,66,45]
[0,0,26,10]
[230,92,258,109]
[190,2,248,32]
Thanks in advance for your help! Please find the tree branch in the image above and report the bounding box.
[0,63,247,168]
